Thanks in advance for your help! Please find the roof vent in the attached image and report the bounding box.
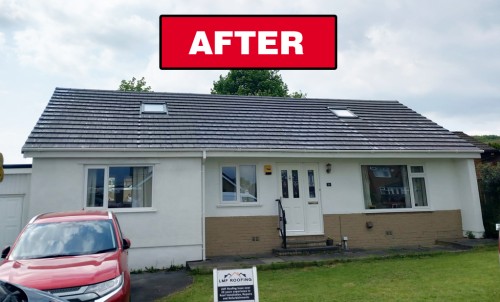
[142,102,167,114]
[328,107,358,118]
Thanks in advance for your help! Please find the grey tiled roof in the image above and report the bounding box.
[22,88,479,152]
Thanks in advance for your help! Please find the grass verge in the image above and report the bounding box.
[160,246,500,302]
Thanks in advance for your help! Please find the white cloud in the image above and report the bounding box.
[142,52,221,94]
[423,111,500,136]
[6,1,157,77]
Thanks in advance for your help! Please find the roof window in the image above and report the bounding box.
[142,103,167,114]
[328,108,358,118]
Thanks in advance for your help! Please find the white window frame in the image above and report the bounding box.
[220,164,259,205]
[141,103,167,114]
[328,107,358,118]
[408,165,429,208]
[362,164,430,212]
[84,165,155,211]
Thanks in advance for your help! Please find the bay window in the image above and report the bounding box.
[86,166,153,209]
[362,165,428,210]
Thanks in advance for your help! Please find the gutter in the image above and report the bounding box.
[22,148,482,161]
[22,147,483,154]
[201,150,207,261]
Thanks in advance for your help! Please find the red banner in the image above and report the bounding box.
[160,15,337,69]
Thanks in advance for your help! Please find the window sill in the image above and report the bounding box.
[217,203,263,208]
[111,207,158,213]
[85,207,158,213]
[363,208,433,214]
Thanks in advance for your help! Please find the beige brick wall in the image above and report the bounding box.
[205,216,282,257]
[323,210,463,249]
[206,210,463,257]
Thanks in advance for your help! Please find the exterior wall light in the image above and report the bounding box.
[326,163,332,174]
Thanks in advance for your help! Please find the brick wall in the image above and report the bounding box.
[323,210,463,249]
[205,210,463,257]
[205,216,282,257]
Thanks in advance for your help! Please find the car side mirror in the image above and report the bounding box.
[122,238,131,250]
[1,246,10,259]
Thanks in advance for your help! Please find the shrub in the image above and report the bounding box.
[478,163,500,238]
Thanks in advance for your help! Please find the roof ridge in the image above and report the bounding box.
[54,87,400,104]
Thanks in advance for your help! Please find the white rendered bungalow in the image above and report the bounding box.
[21,88,484,269]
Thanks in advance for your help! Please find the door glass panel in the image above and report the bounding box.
[281,170,289,198]
[307,170,316,198]
[292,170,300,198]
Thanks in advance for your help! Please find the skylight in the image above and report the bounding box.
[142,103,167,114]
[329,108,358,118]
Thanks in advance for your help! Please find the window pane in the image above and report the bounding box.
[240,165,257,202]
[87,168,104,207]
[281,170,289,198]
[307,170,316,198]
[292,170,300,198]
[142,103,166,113]
[132,167,153,208]
[109,166,153,208]
[362,165,411,209]
[412,177,428,206]
[329,108,357,118]
[411,166,424,173]
[222,166,237,202]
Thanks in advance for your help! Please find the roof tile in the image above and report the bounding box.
[22,88,479,152]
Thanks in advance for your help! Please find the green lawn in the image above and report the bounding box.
[161,247,500,302]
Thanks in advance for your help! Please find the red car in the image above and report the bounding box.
[0,211,131,302]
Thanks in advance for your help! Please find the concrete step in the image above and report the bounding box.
[286,239,329,247]
[280,235,337,250]
[272,245,341,256]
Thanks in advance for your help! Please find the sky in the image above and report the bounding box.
[1,0,499,164]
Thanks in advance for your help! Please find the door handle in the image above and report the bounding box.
[308,201,319,205]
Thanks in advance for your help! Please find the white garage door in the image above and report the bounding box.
[0,196,23,249]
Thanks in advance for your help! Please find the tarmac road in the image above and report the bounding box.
[131,270,193,301]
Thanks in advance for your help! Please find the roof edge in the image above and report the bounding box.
[22,148,482,159]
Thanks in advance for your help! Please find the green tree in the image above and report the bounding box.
[211,70,305,98]
[478,163,500,238]
[118,77,152,92]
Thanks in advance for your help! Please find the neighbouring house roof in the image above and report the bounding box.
[22,88,479,153]
[453,132,499,163]
[452,132,498,153]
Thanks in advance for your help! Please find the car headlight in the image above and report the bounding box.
[84,273,123,297]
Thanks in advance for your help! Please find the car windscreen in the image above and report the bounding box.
[10,220,118,260]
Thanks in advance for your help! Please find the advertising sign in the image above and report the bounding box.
[213,267,259,302]
[160,15,337,69]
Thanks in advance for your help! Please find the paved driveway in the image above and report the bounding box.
[131,270,192,301]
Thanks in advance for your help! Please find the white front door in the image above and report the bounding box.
[279,164,323,236]
[0,196,23,248]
